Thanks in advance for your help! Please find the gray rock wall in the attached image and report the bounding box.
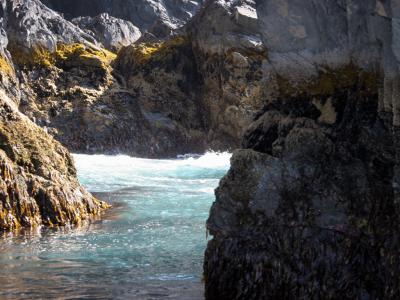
[72,13,141,51]
[41,0,203,38]
[204,0,400,299]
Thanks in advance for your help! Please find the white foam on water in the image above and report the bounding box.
[73,151,232,192]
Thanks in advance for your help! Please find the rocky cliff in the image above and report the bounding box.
[1,0,400,297]
[41,0,203,39]
[204,0,400,299]
[0,0,109,230]
[110,0,269,153]
[0,0,275,158]
[0,0,213,158]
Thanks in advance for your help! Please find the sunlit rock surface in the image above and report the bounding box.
[41,0,203,39]
[0,0,109,230]
[0,89,108,230]
[72,13,142,52]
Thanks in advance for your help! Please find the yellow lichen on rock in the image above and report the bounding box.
[8,44,55,67]
[55,43,116,69]
[117,35,189,66]
[131,43,160,64]
[9,43,116,71]
[0,55,15,77]
[0,95,110,230]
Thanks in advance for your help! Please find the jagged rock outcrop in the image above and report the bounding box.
[72,13,141,51]
[0,0,269,157]
[6,0,398,160]
[41,0,203,39]
[0,90,108,230]
[111,0,268,153]
[188,0,267,149]
[0,0,208,158]
[0,0,109,230]
[4,0,97,51]
[112,36,209,156]
[204,0,400,299]
[2,8,399,290]
[15,37,207,157]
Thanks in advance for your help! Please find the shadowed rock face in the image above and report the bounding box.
[204,0,400,299]
[205,83,400,299]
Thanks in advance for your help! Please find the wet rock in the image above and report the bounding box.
[0,89,108,231]
[0,0,109,231]
[205,76,400,299]
[112,36,208,157]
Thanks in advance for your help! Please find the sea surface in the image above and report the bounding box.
[0,152,231,299]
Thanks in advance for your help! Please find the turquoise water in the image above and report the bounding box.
[0,152,231,299]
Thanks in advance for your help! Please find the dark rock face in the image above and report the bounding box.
[205,82,400,299]
[111,0,269,153]
[0,0,199,158]
[112,37,208,157]
[204,0,400,299]
[0,0,210,158]
[16,36,207,158]
[188,0,267,150]
[72,13,141,51]
[41,0,203,38]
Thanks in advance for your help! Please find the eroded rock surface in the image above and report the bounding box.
[0,91,108,230]
[72,13,141,51]
[204,0,400,299]
[0,0,109,230]
[0,0,208,158]
[41,0,203,39]
[4,0,97,51]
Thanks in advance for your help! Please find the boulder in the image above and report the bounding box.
[0,89,108,230]
[72,13,141,51]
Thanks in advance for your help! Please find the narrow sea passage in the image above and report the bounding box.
[0,152,231,299]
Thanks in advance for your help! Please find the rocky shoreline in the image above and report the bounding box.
[0,0,399,299]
